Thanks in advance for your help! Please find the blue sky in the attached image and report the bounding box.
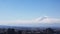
[0,0,60,20]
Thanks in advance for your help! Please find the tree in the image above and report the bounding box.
[7,28,16,34]
[46,28,54,34]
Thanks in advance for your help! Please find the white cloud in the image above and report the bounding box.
[0,16,60,26]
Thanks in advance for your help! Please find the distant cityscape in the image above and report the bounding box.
[0,26,60,34]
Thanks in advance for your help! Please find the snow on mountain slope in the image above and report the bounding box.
[35,16,60,23]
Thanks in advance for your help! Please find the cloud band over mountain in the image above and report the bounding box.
[0,16,60,26]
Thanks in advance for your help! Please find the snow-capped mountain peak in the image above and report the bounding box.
[35,16,60,23]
